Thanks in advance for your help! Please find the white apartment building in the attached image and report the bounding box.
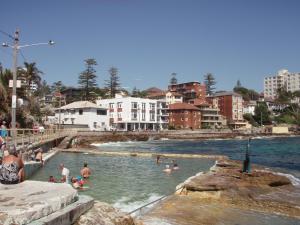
[55,101,109,130]
[264,69,300,99]
[96,95,166,131]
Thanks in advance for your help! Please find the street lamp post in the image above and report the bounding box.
[2,29,55,144]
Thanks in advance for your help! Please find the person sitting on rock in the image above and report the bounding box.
[0,145,25,184]
[35,149,43,164]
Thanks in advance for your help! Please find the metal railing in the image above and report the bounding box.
[1,128,78,149]
[127,186,184,216]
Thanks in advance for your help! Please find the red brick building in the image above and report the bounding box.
[168,82,206,103]
[168,103,201,129]
[207,92,246,128]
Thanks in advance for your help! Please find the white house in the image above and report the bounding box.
[243,101,257,116]
[165,91,183,105]
[96,95,165,131]
[55,101,109,130]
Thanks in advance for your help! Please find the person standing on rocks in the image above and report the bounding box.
[60,163,70,183]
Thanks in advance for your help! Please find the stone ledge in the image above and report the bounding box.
[29,195,94,225]
[0,181,77,225]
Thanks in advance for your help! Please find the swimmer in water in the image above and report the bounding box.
[163,164,172,173]
[172,160,179,170]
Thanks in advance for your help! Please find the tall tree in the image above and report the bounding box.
[19,62,43,97]
[236,79,242,88]
[105,67,121,98]
[233,86,259,101]
[35,80,51,97]
[253,102,271,126]
[170,72,178,85]
[78,58,98,101]
[51,81,66,93]
[204,73,216,96]
[0,68,9,115]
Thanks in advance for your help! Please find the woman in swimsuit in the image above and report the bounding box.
[0,145,25,184]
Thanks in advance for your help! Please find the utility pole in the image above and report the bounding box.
[2,29,55,144]
[11,29,19,145]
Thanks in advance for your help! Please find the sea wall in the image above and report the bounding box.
[22,136,65,179]
[24,149,59,179]
[75,130,239,147]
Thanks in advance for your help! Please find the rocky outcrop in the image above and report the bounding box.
[140,160,300,225]
[75,201,136,225]
[0,181,77,225]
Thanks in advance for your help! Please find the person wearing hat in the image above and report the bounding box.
[0,145,25,184]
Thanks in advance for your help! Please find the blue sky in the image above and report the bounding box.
[1,0,300,92]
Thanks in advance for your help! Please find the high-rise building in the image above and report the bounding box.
[264,69,300,99]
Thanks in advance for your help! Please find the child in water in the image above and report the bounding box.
[71,176,87,189]
[48,176,56,182]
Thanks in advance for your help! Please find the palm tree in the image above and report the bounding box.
[0,69,11,116]
[20,62,43,97]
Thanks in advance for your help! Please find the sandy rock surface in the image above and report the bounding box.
[75,201,136,225]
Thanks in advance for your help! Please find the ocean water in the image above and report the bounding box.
[92,136,300,178]
[30,136,300,224]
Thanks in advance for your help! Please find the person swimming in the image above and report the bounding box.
[71,176,88,190]
[172,160,179,170]
[48,176,56,183]
[163,164,172,173]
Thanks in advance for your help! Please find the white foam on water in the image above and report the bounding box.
[91,141,135,147]
[259,169,300,187]
[113,193,163,215]
[160,138,169,141]
[274,172,300,187]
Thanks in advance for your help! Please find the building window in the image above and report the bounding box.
[142,112,145,121]
[110,113,113,118]
[131,111,137,120]
[150,113,155,121]
[94,122,97,128]
[150,103,155,110]
[142,103,146,110]
[132,102,138,109]
[79,109,83,115]
[117,102,122,108]
[109,103,114,109]
[97,109,107,115]
[118,113,122,118]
